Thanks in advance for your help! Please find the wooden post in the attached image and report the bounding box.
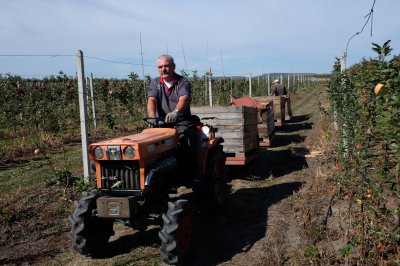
[76,50,90,182]
[287,74,290,92]
[208,68,213,107]
[267,73,270,95]
[249,73,252,97]
[89,73,97,129]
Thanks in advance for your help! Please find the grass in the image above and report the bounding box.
[0,160,50,194]
[0,148,84,195]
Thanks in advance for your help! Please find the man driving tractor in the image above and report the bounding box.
[147,54,198,179]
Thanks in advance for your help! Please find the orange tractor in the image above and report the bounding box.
[68,117,227,264]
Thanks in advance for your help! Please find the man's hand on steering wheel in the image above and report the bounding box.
[165,110,179,123]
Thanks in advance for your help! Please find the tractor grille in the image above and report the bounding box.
[100,160,140,190]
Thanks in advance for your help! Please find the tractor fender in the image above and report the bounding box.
[197,137,224,175]
[145,155,177,186]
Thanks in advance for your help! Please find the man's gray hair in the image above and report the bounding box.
[157,54,175,65]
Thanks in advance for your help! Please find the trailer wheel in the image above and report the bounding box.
[68,189,114,256]
[159,199,194,265]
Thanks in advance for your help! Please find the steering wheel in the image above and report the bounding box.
[143,117,165,127]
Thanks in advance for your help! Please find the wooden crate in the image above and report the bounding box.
[254,96,285,126]
[191,106,259,165]
[258,100,275,147]
[284,96,293,121]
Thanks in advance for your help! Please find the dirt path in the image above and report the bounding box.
[0,85,327,265]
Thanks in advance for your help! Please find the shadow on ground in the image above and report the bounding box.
[230,146,309,180]
[270,134,306,147]
[93,228,160,258]
[279,122,313,133]
[288,114,310,123]
[188,182,303,265]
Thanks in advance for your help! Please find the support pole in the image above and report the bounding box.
[89,73,97,129]
[204,74,208,104]
[249,73,252,97]
[230,76,233,96]
[208,68,213,107]
[76,50,90,182]
[340,52,347,155]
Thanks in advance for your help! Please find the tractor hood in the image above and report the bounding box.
[89,128,178,161]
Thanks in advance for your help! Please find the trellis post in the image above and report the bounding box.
[208,68,213,107]
[76,50,90,182]
[340,52,348,156]
[249,73,252,97]
[89,73,97,129]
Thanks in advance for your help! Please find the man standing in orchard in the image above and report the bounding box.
[270,79,288,96]
[147,54,197,174]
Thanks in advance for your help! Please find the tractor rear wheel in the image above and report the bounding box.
[159,199,195,265]
[194,145,228,210]
[68,189,114,256]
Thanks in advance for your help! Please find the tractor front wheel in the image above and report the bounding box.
[159,199,195,265]
[68,189,114,256]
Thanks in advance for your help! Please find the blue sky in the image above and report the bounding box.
[0,0,398,78]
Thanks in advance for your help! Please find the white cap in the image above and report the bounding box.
[272,79,280,84]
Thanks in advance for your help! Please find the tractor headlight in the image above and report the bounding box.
[93,146,104,159]
[124,146,136,159]
[201,126,210,135]
[200,125,210,140]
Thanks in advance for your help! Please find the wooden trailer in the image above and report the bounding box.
[229,96,276,147]
[191,106,259,165]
